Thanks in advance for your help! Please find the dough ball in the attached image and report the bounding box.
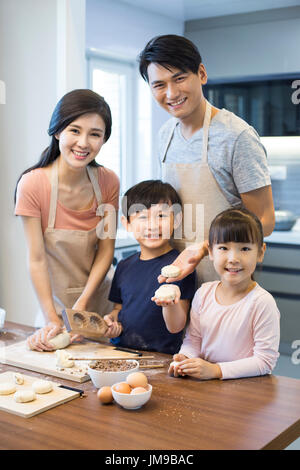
[161,265,181,278]
[55,350,74,368]
[32,380,53,394]
[14,390,36,403]
[154,285,176,301]
[48,332,71,350]
[0,382,16,395]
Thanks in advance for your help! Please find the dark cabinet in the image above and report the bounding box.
[204,75,300,136]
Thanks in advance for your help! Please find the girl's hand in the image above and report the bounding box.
[168,353,188,377]
[158,241,209,283]
[176,357,222,380]
[151,285,181,307]
[103,313,123,338]
[27,321,62,352]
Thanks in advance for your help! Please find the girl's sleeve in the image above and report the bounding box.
[14,172,41,217]
[178,289,203,358]
[218,295,280,380]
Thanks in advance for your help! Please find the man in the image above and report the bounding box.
[138,34,275,284]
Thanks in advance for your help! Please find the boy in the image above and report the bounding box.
[103,180,197,354]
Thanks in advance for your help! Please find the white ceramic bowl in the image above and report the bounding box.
[112,382,152,410]
[87,360,139,388]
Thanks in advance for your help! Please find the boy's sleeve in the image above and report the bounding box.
[175,270,197,300]
[108,263,123,304]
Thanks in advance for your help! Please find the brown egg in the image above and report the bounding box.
[126,372,148,389]
[97,386,113,404]
[130,387,147,394]
[114,382,131,394]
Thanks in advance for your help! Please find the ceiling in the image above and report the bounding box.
[118,0,300,21]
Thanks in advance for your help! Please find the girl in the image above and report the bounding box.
[14,89,119,351]
[168,207,280,380]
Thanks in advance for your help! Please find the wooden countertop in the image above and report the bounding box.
[0,322,300,450]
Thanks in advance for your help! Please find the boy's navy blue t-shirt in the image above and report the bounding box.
[109,249,197,355]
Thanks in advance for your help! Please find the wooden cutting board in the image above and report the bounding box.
[0,371,80,418]
[0,340,139,383]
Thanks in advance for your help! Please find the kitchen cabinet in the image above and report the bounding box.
[255,242,300,354]
[204,74,300,136]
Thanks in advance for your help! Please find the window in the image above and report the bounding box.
[87,55,152,194]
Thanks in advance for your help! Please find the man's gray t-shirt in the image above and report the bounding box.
[158,108,271,206]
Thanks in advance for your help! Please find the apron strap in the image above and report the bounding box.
[86,165,102,206]
[48,159,59,229]
[202,100,211,163]
[161,119,178,163]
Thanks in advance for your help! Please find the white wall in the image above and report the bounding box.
[0,0,86,326]
[185,7,300,79]
[86,0,184,179]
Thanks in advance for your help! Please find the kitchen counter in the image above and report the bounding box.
[265,218,300,245]
[1,322,300,450]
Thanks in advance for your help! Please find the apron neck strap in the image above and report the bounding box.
[47,160,103,229]
[161,100,212,164]
[86,165,102,205]
[48,159,59,229]
[202,100,211,163]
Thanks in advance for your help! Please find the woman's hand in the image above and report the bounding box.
[175,357,222,380]
[103,313,123,338]
[151,285,181,307]
[158,241,209,283]
[27,321,62,352]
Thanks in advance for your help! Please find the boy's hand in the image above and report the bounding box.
[175,357,222,380]
[168,353,188,377]
[158,241,209,283]
[151,285,181,307]
[103,313,123,338]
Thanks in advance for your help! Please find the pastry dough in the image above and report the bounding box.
[48,332,71,350]
[55,350,74,368]
[154,285,176,301]
[14,390,36,403]
[161,265,181,278]
[32,380,53,394]
[0,382,16,395]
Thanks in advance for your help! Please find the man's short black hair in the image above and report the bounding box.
[138,34,202,82]
[122,180,182,221]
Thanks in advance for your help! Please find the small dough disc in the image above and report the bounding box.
[161,265,181,278]
[0,382,16,395]
[14,390,36,403]
[48,332,71,350]
[32,379,53,394]
[154,285,176,301]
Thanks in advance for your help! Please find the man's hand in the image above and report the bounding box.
[158,241,209,283]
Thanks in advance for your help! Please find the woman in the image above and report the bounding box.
[14,89,119,351]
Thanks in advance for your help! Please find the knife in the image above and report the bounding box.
[114,346,143,356]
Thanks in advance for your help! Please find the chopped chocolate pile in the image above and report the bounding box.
[89,360,137,372]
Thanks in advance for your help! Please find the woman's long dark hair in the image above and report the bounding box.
[14,89,112,204]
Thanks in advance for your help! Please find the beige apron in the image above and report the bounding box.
[162,100,231,285]
[40,159,113,322]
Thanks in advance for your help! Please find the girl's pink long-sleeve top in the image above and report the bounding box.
[179,281,280,380]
